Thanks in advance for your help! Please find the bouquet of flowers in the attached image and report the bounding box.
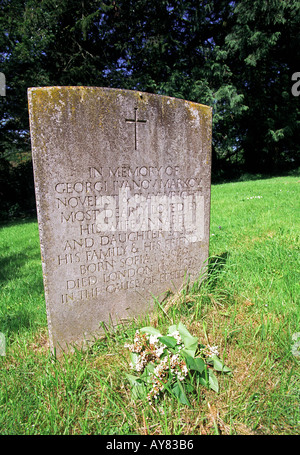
[125,322,231,405]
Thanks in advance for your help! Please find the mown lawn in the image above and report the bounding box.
[0,174,299,435]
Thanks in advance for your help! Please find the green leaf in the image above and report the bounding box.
[172,379,191,406]
[144,363,155,374]
[125,373,140,385]
[176,322,198,357]
[198,377,208,388]
[167,324,178,334]
[158,336,178,349]
[210,355,232,373]
[130,352,139,369]
[125,374,147,400]
[208,370,219,393]
[184,355,205,374]
[143,363,155,383]
[181,346,198,357]
[140,327,162,336]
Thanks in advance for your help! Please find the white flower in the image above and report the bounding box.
[207,345,219,357]
[170,354,179,367]
[155,345,164,357]
[181,364,188,375]
[169,330,182,345]
[135,362,144,372]
[149,334,160,346]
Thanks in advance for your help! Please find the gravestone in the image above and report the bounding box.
[28,87,212,353]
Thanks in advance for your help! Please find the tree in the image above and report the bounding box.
[0,0,121,162]
[1,1,240,168]
[0,0,299,219]
[224,0,300,172]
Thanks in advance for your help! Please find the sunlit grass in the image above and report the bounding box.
[0,174,299,435]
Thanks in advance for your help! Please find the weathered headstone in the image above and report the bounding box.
[28,87,212,353]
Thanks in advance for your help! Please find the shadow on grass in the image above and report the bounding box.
[0,308,33,333]
[0,247,42,286]
[0,215,41,284]
[0,217,45,333]
[190,252,229,297]
[206,252,229,289]
[211,167,300,185]
[0,254,45,334]
[0,214,37,229]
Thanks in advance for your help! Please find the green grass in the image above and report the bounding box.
[0,220,46,336]
[0,174,299,435]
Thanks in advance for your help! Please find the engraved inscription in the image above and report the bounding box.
[54,164,206,304]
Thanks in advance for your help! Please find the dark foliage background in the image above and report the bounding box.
[0,0,299,220]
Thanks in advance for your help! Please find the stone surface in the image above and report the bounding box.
[28,86,212,353]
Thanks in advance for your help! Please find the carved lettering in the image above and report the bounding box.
[54,164,205,300]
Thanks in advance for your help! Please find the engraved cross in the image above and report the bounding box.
[125,108,147,150]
